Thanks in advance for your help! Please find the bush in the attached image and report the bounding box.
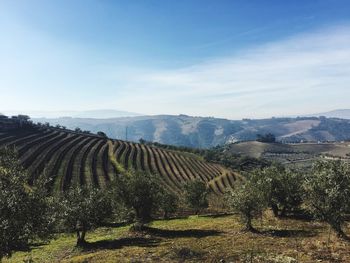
[304,160,350,240]
[113,170,163,228]
[255,165,304,217]
[0,148,54,260]
[159,189,178,219]
[256,133,276,143]
[227,179,267,231]
[97,131,108,138]
[58,186,113,246]
[183,180,209,214]
[202,147,270,171]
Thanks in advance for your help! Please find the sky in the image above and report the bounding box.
[0,0,350,120]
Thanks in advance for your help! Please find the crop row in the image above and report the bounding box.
[0,128,239,193]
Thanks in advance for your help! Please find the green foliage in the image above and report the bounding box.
[256,133,276,143]
[143,140,205,155]
[108,152,126,175]
[159,190,178,219]
[58,186,113,246]
[203,146,270,171]
[97,131,108,138]
[304,160,350,240]
[113,170,163,226]
[183,180,209,214]
[227,178,268,231]
[0,148,54,260]
[253,165,304,217]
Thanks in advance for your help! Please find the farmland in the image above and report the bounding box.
[225,141,350,169]
[0,124,240,194]
[2,119,350,263]
[4,213,350,263]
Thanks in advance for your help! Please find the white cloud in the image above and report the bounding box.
[115,24,350,119]
[1,16,350,119]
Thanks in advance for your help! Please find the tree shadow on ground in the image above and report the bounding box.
[82,236,161,251]
[278,210,314,221]
[81,227,222,251]
[142,226,222,238]
[15,241,49,253]
[199,213,234,219]
[258,229,317,238]
[100,221,132,228]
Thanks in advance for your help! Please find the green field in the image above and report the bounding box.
[4,213,350,263]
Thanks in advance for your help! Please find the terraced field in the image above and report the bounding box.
[0,127,240,194]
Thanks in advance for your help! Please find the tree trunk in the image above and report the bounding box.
[280,206,287,217]
[271,204,279,217]
[331,223,350,241]
[244,215,255,232]
[163,211,169,219]
[76,230,86,246]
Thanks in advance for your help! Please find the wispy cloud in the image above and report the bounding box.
[1,13,350,120]
[115,24,350,119]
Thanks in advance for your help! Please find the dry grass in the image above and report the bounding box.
[5,212,350,263]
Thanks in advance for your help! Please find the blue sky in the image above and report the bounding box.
[1,0,350,119]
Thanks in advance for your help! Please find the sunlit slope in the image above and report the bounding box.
[227,141,350,159]
[0,127,239,194]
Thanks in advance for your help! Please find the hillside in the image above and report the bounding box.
[225,141,350,168]
[306,109,350,119]
[34,115,350,148]
[0,118,239,194]
[1,109,141,119]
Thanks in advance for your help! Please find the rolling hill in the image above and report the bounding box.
[1,109,140,119]
[0,117,240,195]
[34,115,350,148]
[306,109,350,119]
[224,141,350,169]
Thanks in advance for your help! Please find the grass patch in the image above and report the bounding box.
[4,214,350,262]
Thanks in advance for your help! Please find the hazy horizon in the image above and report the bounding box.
[2,108,350,121]
[1,1,350,119]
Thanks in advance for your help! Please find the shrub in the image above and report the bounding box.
[256,133,276,143]
[97,131,108,138]
[183,179,209,214]
[304,160,350,240]
[58,186,113,246]
[159,190,178,219]
[255,165,304,217]
[0,148,54,260]
[113,170,163,228]
[227,179,267,231]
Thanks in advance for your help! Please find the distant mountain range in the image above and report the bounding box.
[305,109,350,119]
[1,109,140,119]
[33,113,350,148]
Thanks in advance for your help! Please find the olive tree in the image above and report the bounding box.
[58,186,113,246]
[304,160,350,240]
[183,179,209,214]
[0,148,55,260]
[227,179,267,232]
[159,189,178,219]
[257,165,304,217]
[113,170,163,228]
[97,131,108,138]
